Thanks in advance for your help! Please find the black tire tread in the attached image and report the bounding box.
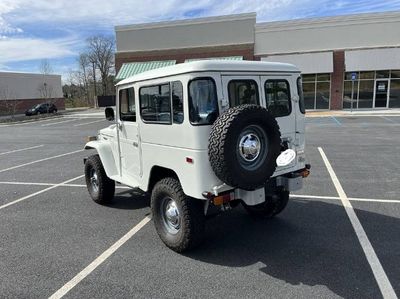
[151,177,205,252]
[209,104,281,189]
[84,154,115,204]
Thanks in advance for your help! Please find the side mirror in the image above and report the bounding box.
[105,107,115,121]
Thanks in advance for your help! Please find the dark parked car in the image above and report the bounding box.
[25,103,57,116]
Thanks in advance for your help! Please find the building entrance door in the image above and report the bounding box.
[374,80,389,108]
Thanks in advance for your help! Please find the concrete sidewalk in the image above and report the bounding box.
[306,109,400,117]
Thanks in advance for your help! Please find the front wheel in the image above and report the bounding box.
[84,155,115,204]
[242,189,289,218]
[151,177,205,252]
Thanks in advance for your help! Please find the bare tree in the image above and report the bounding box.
[78,53,92,105]
[0,85,20,119]
[86,35,115,96]
[37,59,55,113]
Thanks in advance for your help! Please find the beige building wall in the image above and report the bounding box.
[115,13,256,53]
[0,72,63,100]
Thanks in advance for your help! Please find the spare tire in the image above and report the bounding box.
[208,104,281,190]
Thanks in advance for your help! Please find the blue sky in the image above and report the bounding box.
[1,0,400,81]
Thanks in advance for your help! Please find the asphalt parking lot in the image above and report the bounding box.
[0,111,399,298]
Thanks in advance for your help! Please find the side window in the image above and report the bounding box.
[140,84,171,123]
[297,77,306,114]
[228,80,259,107]
[119,87,136,122]
[172,81,184,124]
[265,80,292,117]
[188,78,218,125]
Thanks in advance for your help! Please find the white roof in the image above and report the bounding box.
[116,60,299,86]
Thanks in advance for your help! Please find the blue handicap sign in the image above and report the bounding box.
[351,72,357,81]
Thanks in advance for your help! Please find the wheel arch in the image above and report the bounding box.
[147,165,179,193]
[84,140,119,178]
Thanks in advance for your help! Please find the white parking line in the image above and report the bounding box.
[0,116,63,127]
[74,119,105,127]
[41,118,79,127]
[0,175,84,211]
[49,215,151,299]
[0,145,44,156]
[318,147,397,299]
[0,149,83,173]
[290,194,400,204]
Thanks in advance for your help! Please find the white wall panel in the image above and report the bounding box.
[261,52,333,74]
[345,48,400,71]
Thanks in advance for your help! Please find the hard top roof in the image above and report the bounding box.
[116,60,299,86]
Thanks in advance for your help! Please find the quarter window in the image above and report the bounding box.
[265,80,291,117]
[188,78,218,125]
[228,80,259,107]
[119,87,136,122]
[172,81,184,124]
[140,84,171,123]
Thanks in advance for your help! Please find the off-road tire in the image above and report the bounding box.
[84,155,115,204]
[242,189,289,218]
[209,104,281,190]
[151,177,205,252]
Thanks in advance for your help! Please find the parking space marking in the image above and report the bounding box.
[380,116,397,124]
[0,144,44,156]
[49,215,151,299]
[0,149,83,173]
[0,116,63,127]
[330,116,342,126]
[74,119,105,127]
[291,194,400,204]
[0,181,131,190]
[318,147,397,299]
[41,118,79,127]
[0,175,84,211]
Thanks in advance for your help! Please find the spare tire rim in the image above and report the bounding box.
[160,197,181,235]
[237,125,268,170]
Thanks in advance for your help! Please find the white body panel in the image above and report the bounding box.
[85,61,306,202]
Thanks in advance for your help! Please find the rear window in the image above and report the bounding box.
[228,80,259,107]
[265,80,291,117]
[188,78,218,125]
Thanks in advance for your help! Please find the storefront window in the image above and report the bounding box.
[391,70,400,79]
[358,80,374,108]
[301,73,331,110]
[389,79,400,108]
[376,70,390,79]
[303,82,316,109]
[359,72,374,80]
[316,82,330,109]
[343,81,358,109]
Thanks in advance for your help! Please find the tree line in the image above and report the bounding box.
[63,35,115,107]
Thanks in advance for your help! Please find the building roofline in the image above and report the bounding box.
[256,10,400,32]
[0,71,61,78]
[115,12,256,32]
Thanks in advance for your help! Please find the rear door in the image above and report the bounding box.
[261,75,297,170]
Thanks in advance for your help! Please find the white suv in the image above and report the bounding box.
[84,61,310,252]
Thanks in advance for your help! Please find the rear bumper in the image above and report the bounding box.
[276,164,311,192]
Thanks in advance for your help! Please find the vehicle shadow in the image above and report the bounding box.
[106,188,150,210]
[184,199,398,298]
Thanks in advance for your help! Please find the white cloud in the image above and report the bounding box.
[0,36,76,64]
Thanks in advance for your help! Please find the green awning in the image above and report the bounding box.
[185,56,243,62]
[116,60,176,81]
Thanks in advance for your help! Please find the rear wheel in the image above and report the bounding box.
[84,155,115,204]
[151,177,205,252]
[242,189,289,218]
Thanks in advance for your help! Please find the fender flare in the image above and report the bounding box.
[84,140,119,178]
